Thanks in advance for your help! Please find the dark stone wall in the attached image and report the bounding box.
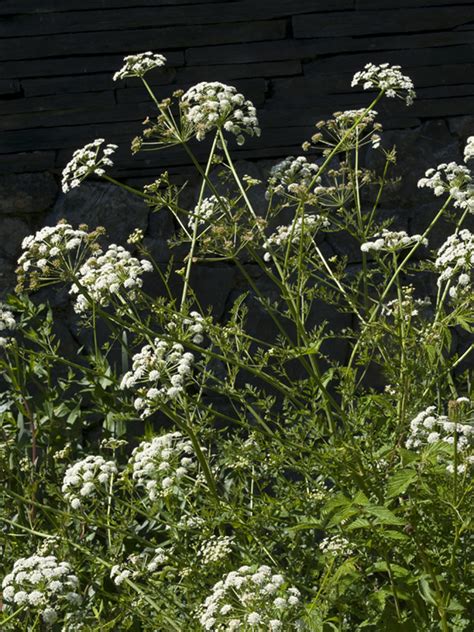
[0,0,473,339]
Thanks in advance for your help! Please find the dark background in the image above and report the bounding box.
[0,0,473,355]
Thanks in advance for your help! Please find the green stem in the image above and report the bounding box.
[180,131,219,309]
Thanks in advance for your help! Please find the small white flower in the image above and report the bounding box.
[263,214,329,262]
[69,244,152,314]
[435,229,473,299]
[2,555,81,620]
[361,229,427,253]
[319,534,354,556]
[0,304,16,346]
[120,339,195,417]
[62,139,117,193]
[464,136,474,163]
[351,62,416,106]
[128,432,196,502]
[199,565,300,630]
[182,81,260,144]
[62,455,117,509]
[113,51,167,81]
[266,155,321,199]
[418,162,473,214]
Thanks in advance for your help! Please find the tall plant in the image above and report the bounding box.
[0,56,472,631]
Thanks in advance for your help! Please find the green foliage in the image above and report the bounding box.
[0,60,473,631]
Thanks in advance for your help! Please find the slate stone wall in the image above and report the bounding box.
[0,1,473,359]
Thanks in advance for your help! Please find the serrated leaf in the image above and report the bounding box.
[353,490,370,505]
[386,469,417,498]
[346,517,371,530]
[366,505,405,526]
[327,506,360,528]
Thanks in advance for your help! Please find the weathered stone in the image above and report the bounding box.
[448,115,474,141]
[0,172,58,214]
[0,258,16,298]
[0,216,31,260]
[366,120,459,210]
[189,265,237,319]
[48,182,149,245]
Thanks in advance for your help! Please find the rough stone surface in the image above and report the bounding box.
[0,216,31,260]
[48,182,150,244]
[0,172,58,214]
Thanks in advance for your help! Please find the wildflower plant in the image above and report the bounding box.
[1,56,473,632]
[2,555,81,627]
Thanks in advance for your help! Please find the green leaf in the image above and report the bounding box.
[366,505,405,526]
[346,517,371,530]
[419,577,438,606]
[386,469,417,498]
[383,529,409,541]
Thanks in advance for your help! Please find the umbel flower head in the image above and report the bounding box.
[15,221,104,293]
[120,339,195,417]
[405,403,474,474]
[266,156,321,200]
[198,564,302,631]
[263,214,329,262]
[352,62,416,106]
[62,455,118,510]
[113,51,167,81]
[128,431,195,502]
[61,138,117,193]
[308,109,382,156]
[187,195,230,229]
[417,162,474,214]
[0,303,16,332]
[361,229,427,253]
[435,229,473,299]
[69,244,153,314]
[464,135,474,163]
[181,81,260,145]
[2,555,81,626]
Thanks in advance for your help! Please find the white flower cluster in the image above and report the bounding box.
[199,564,301,631]
[435,229,473,299]
[332,109,381,148]
[113,51,167,81]
[188,195,229,228]
[0,303,16,331]
[198,536,234,565]
[406,406,474,471]
[309,109,382,155]
[182,81,260,145]
[69,244,153,314]
[361,229,427,253]
[417,162,474,214]
[381,286,431,322]
[464,136,474,162]
[266,156,320,199]
[319,535,354,557]
[263,214,329,262]
[110,547,168,586]
[351,62,416,106]
[120,340,195,417]
[129,432,195,501]
[167,310,206,344]
[16,222,100,293]
[0,303,16,347]
[2,555,81,625]
[110,564,135,587]
[62,139,117,193]
[62,455,117,510]
[183,311,205,344]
